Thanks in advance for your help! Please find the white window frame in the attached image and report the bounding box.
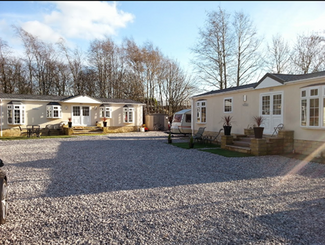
[224,97,233,113]
[100,106,112,119]
[46,105,62,119]
[7,104,25,125]
[123,107,134,123]
[300,85,325,128]
[196,100,207,123]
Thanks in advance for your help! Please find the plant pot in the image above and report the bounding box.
[103,121,107,127]
[68,122,72,128]
[168,139,172,144]
[189,142,194,148]
[254,127,264,138]
[223,126,232,136]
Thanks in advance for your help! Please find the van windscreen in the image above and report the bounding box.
[173,114,182,123]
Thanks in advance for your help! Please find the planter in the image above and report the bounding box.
[189,142,194,148]
[168,139,172,144]
[244,128,254,136]
[103,121,107,127]
[68,122,72,128]
[254,127,264,138]
[223,126,232,136]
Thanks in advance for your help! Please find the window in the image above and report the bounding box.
[123,106,134,123]
[196,100,206,123]
[46,103,62,118]
[300,86,325,127]
[7,102,25,125]
[100,105,112,118]
[273,94,282,115]
[173,114,182,123]
[224,98,233,113]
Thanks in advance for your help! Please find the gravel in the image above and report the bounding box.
[0,131,325,244]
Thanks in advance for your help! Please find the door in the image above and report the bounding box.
[72,106,90,126]
[260,92,283,134]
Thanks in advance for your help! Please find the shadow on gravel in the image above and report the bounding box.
[11,136,325,199]
[255,197,325,244]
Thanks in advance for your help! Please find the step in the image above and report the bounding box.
[234,137,252,143]
[225,145,251,154]
[72,130,103,135]
[232,140,251,148]
[72,127,104,135]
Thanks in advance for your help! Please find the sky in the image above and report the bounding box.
[0,1,324,80]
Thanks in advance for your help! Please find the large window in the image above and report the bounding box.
[46,103,62,119]
[196,100,206,123]
[224,98,233,113]
[7,102,25,125]
[300,85,325,127]
[123,106,134,123]
[100,105,112,118]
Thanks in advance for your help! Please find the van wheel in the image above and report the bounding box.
[0,178,8,224]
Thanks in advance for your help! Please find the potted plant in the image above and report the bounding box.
[222,116,233,135]
[189,135,194,148]
[103,117,107,127]
[68,118,72,128]
[253,116,265,138]
[168,132,172,144]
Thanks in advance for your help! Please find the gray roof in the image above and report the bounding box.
[193,82,258,98]
[0,93,143,104]
[193,71,325,98]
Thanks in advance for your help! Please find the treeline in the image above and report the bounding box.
[191,7,325,90]
[0,27,196,115]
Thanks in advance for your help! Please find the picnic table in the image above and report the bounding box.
[26,125,41,137]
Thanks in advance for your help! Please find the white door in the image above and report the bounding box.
[260,92,283,134]
[72,106,90,126]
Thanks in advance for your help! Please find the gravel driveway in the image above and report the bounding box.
[0,131,325,244]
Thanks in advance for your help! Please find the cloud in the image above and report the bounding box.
[44,1,135,40]
[21,20,63,43]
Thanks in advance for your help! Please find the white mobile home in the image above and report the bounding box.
[191,71,325,156]
[0,93,144,136]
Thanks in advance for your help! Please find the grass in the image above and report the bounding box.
[171,142,253,157]
[0,135,76,140]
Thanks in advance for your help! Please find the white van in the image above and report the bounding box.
[170,109,191,135]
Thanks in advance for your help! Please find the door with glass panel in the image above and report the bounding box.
[72,106,90,126]
[260,92,283,134]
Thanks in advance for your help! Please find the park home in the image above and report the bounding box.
[0,93,145,136]
[191,71,325,157]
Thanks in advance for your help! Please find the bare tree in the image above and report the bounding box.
[14,27,63,95]
[122,38,145,101]
[265,34,292,73]
[161,58,196,116]
[191,7,232,90]
[291,32,325,74]
[191,8,265,90]
[0,38,12,93]
[232,11,264,86]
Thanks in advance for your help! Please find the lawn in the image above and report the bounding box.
[0,135,76,141]
[171,142,253,157]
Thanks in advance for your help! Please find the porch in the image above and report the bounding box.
[221,130,294,156]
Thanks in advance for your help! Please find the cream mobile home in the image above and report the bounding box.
[191,71,325,157]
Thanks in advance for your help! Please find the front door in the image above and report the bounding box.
[72,106,90,126]
[260,92,283,134]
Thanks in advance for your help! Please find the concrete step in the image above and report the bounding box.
[225,145,251,154]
